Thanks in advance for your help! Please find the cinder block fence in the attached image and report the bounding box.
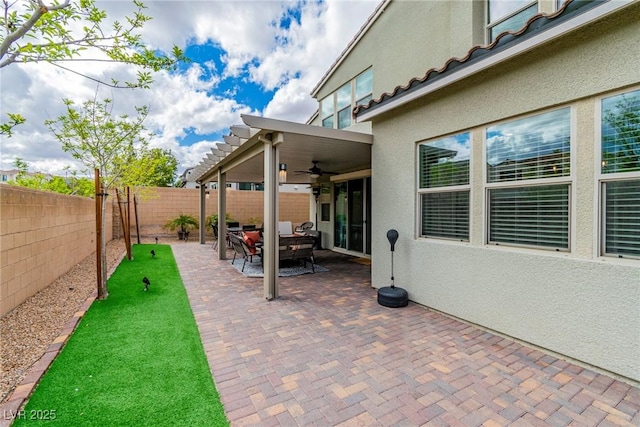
[1,185,310,317]
[0,185,113,317]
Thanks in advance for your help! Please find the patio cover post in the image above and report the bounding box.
[263,132,282,300]
[199,184,206,244]
[217,169,227,260]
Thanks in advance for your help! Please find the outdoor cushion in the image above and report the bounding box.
[244,230,261,243]
[242,235,257,255]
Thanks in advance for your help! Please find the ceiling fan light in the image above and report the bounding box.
[310,173,320,179]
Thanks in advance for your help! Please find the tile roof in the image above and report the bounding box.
[353,0,603,118]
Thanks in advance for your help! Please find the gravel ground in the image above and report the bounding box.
[0,238,181,403]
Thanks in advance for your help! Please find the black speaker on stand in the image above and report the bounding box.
[377,229,408,308]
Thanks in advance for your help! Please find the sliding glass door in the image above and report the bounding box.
[334,177,371,255]
[335,182,348,250]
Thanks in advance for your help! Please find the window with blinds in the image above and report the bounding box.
[486,108,571,250]
[489,185,569,249]
[600,89,640,258]
[418,132,471,240]
[421,191,469,239]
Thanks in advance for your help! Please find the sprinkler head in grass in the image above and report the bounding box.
[142,276,150,291]
[151,249,156,258]
[155,236,158,244]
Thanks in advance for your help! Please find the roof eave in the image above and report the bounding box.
[356,0,635,122]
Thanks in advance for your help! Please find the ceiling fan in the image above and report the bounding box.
[295,161,337,179]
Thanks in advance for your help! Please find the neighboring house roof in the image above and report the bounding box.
[309,0,389,98]
[354,0,629,120]
[177,167,194,186]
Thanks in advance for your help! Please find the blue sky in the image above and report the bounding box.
[175,42,277,147]
[0,0,380,176]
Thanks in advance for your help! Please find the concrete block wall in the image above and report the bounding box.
[0,185,309,317]
[0,184,113,317]
[118,187,311,238]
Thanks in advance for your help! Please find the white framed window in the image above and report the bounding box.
[320,68,372,130]
[355,68,373,106]
[418,132,471,241]
[336,83,352,129]
[485,108,572,250]
[487,0,538,42]
[320,96,334,129]
[599,88,640,259]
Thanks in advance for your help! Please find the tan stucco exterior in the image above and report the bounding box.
[366,4,640,382]
[312,1,485,118]
[313,1,640,382]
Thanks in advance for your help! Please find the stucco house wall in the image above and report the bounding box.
[311,0,484,122]
[367,4,640,382]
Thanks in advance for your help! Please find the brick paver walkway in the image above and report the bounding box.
[172,243,639,426]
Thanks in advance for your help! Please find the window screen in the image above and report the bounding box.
[418,132,471,240]
[486,108,571,250]
[600,89,640,258]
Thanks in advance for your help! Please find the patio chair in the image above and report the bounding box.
[295,221,314,233]
[279,235,316,272]
[228,233,260,272]
[211,224,219,250]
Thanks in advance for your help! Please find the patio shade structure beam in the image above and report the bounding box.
[217,143,233,153]
[230,124,258,139]
[223,135,243,146]
[211,148,226,157]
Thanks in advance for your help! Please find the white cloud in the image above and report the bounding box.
[262,77,317,122]
[0,0,380,177]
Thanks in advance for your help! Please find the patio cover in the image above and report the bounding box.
[190,114,373,300]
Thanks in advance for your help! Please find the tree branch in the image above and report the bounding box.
[48,61,142,89]
[0,0,70,62]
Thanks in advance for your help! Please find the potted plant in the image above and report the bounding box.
[207,213,236,227]
[164,214,199,240]
[247,217,262,226]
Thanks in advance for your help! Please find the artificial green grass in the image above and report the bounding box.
[15,244,228,426]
